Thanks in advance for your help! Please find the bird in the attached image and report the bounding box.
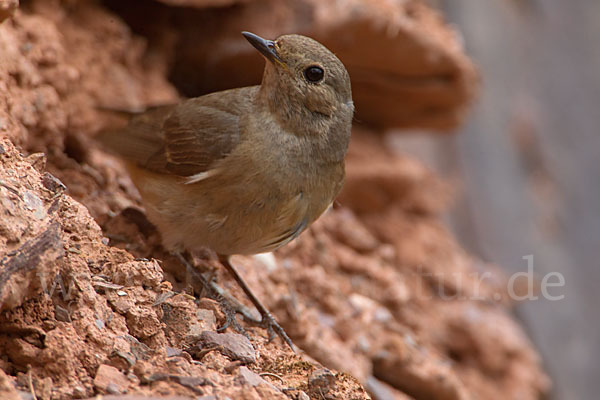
[99,31,354,349]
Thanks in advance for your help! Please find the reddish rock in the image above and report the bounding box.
[0,370,19,400]
[126,306,163,340]
[193,331,257,364]
[0,0,17,22]
[236,365,280,396]
[339,130,451,215]
[367,376,415,400]
[308,368,336,396]
[94,364,130,395]
[372,335,470,400]
[0,141,65,311]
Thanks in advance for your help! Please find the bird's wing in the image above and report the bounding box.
[99,86,258,177]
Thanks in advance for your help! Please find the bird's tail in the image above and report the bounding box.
[95,104,174,165]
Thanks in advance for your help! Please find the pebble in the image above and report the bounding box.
[308,368,336,395]
[194,331,256,364]
[94,364,129,394]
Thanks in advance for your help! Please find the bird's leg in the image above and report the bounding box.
[218,255,295,351]
[173,251,254,335]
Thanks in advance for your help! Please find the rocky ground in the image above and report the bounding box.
[0,0,549,399]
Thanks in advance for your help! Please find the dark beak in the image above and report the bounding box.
[242,31,284,65]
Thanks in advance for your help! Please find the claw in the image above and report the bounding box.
[218,256,295,351]
[174,251,296,352]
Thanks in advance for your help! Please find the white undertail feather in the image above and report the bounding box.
[185,169,218,184]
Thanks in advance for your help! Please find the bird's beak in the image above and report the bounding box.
[242,31,286,67]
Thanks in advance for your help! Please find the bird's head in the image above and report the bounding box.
[243,31,353,134]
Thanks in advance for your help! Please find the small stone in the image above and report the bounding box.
[297,391,310,400]
[113,351,136,367]
[42,319,56,331]
[71,385,87,399]
[5,339,41,367]
[16,391,33,400]
[41,172,66,193]
[54,305,71,323]
[0,369,19,400]
[166,346,182,358]
[117,290,127,296]
[366,375,401,400]
[126,307,161,339]
[110,296,134,314]
[196,309,217,331]
[25,153,46,172]
[194,331,256,364]
[106,382,121,394]
[94,364,129,394]
[308,368,336,396]
[236,366,265,387]
[181,308,218,342]
[22,191,42,211]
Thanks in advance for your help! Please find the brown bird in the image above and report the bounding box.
[99,32,353,348]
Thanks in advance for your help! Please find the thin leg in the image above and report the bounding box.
[218,255,295,351]
[173,252,254,334]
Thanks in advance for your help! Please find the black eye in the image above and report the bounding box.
[304,66,324,83]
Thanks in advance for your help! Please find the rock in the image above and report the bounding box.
[41,172,66,193]
[94,365,130,395]
[107,260,164,289]
[193,331,256,364]
[323,208,379,252]
[308,368,336,396]
[297,391,310,400]
[339,131,450,216]
[372,337,469,400]
[0,0,18,23]
[0,369,19,400]
[147,373,209,394]
[196,309,217,332]
[366,375,413,400]
[123,334,152,362]
[0,140,66,311]
[126,306,162,340]
[236,366,271,388]
[5,337,42,368]
[160,294,218,347]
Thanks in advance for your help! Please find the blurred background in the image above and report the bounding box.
[400,1,600,399]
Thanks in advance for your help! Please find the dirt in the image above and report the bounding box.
[0,1,548,399]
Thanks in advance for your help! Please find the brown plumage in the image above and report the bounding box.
[99,32,353,348]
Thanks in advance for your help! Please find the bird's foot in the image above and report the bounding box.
[209,281,294,351]
[218,256,295,352]
[256,307,294,350]
[174,251,295,352]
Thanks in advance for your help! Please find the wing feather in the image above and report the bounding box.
[99,86,258,177]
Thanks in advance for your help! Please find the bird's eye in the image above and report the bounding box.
[304,66,324,83]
